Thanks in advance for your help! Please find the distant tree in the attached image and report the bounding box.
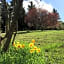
[53,8,57,13]
[18,7,25,31]
[0,2,2,32]
[1,0,9,33]
[28,1,35,10]
[39,9,49,29]
[57,21,64,30]
[25,8,39,30]
[48,9,59,29]
[25,8,60,30]
[10,0,25,31]
[37,8,60,29]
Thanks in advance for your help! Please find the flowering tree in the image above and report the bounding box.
[25,8,39,29]
[25,8,59,30]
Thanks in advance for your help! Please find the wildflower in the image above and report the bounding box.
[18,45,21,48]
[22,44,25,48]
[33,46,37,50]
[15,43,22,48]
[32,39,35,43]
[30,49,35,53]
[29,43,34,47]
[36,48,41,53]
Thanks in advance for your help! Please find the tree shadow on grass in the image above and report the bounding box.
[16,30,44,34]
[16,30,32,34]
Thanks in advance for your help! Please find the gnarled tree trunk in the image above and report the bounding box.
[1,0,23,52]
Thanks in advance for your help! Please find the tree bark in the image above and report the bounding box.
[2,20,17,52]
[2,0,23,52]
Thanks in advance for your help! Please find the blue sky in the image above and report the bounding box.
[6,0,64,22]
[44,0,64,21]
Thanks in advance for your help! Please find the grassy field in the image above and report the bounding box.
[0,30,64,64]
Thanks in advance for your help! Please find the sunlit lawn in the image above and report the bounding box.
[0,30,64,64]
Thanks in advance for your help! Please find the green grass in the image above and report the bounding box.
[0,30,64,64]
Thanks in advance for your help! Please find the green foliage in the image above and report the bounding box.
[0,30,64,64]
[0,40,45,64]
[28,1,35,10]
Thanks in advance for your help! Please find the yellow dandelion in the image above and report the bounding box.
[32,39,35,43]
[29,43,34,48]
[36,48,41,53]
[22,44,25,48]
[30,49,35,53]
[33,46,37,50]
[15,43,22,48]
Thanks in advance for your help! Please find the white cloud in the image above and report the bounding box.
[0,1,2,4]
[8,2,11,5]
[23,0,53,12]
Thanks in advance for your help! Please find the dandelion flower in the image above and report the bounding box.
[22,44,25,48]
[33,46,37,50]
[32,39,35,43]
[30,49,35,53]
[29,43,34,48]
[16,43,22,48]
[36,48,41,53]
